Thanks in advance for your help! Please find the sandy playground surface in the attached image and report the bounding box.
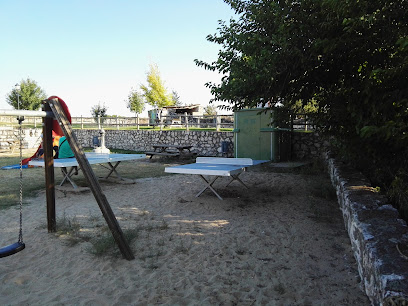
[0,161,370,305]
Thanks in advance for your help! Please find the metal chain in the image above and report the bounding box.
[18,117,24,243]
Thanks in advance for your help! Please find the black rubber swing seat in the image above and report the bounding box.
[0,242,25,258]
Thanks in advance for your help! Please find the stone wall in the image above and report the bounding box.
[74,130,235,157]
[292,131,329,160]
[326,153,408,305]
[0,127,42,150]
[0,128,325,159]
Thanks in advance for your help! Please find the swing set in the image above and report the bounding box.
[0,97,134,260]
[0,115,25,258]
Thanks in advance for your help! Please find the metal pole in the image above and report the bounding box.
[0,109,54,118]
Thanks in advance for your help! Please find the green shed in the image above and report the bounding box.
[233,108,279,161]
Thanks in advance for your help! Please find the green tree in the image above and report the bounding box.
[140,64,173,109]
[91,103,108,124]
[7,78,47,110]
[204,105,217,116]
[172,90,183,106]
[196,0,408,217]
[127,88,145,115]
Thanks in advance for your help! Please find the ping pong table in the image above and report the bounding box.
[29,153,146,189]
[165,157,268,200]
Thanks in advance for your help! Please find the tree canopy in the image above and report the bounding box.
[127,88,145,115]
[91,103,108,124]
[172,90,183,106]
[140,64,174,109]
[7,78,47,110]
[196,0,408,217]
[204,105,218,116]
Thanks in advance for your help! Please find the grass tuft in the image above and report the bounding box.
[88,228,139,257]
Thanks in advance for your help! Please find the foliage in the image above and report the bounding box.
[127,88,145,115]
[196,0,408,218]
[204,105,218,116]
[140,64,174,109]
[7,78,47,110]
[172,90,183,106]
[91,103,108,124]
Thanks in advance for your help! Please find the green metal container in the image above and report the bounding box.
[233,108,279,161]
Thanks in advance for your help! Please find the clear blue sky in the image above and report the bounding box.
[0,0,235,116]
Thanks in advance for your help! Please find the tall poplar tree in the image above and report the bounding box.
[140,64,173,109]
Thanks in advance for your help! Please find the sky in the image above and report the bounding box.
[0,0,235,116]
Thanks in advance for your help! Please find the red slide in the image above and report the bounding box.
[22,96,72,165]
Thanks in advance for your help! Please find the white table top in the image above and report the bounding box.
[196,157,267,166]
[165,158,268,176]
[29,153,146,168]
[165,163,245,176]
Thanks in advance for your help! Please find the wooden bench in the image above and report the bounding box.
[145,151,180,159]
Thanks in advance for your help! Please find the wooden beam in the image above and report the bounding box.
[42,102,56,232]
[46,98,135,260]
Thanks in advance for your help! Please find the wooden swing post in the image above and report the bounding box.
[44,98,134,260]
[42,102,57,232]
[0,107,57,234]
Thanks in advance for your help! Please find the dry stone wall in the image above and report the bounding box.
[292,131,329,160]
[326,153,408,305]
[74,130,235,157]
[0,127,41,150]
[0,128,326,159]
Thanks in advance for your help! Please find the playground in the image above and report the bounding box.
[0,148,369,304]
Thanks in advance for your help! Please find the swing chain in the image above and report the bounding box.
[18,116,24,243]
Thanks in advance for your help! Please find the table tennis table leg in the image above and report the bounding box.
[101,161,123,180]
[225,173,249,189]
[60,167,79,189]
[196,175,223,200]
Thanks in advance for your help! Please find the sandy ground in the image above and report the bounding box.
[0,164,370,305]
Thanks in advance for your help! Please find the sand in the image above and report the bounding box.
[0,165,370,305]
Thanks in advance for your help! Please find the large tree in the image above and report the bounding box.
[196,0,408,216]
[7,78,47,110]
[196,0,407,130]
[140,64,174,109]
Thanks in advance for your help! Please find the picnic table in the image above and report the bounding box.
[29,153,146,189]
[145,144,193,159]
